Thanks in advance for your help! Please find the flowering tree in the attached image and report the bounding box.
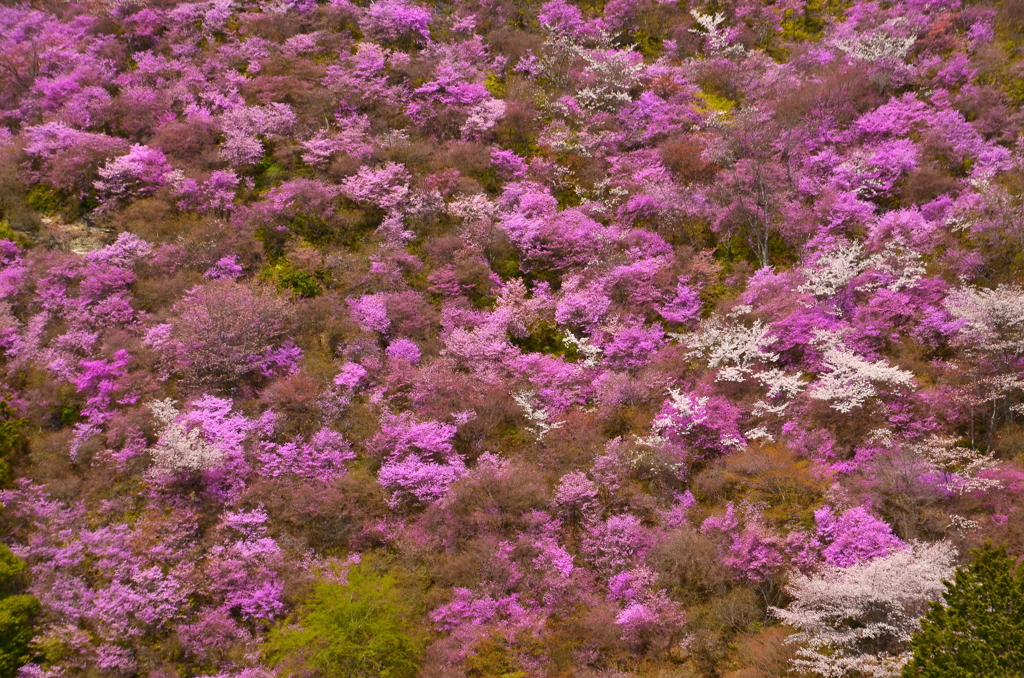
[943,285,1024,449]
[772,542,956,678]
[372,412,465,509]
[145,281,300,392]
[148,398,227,476]
[361,0,432,45]
[93,145,171,209]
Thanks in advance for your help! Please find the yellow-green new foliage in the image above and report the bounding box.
[0,545,38,678]
[265,560,425,678]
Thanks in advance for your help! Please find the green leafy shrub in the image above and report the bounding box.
[0,545,39,678]
[265,560,426,678]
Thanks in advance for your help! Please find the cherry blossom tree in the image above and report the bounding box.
[772,542,956,678]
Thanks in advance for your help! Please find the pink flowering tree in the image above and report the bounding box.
[144,281,301,393]
[361,0,432,45]
[370,411,465,509]
[93,144,172,210]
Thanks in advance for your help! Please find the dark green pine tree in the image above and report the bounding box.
[903,544,1024,678]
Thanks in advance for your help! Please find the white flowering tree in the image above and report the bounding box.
[773,541,956,678]
[911,435,1001,495]
[148,399,225,475]
[945,284,1024,450]
[683,314,806,430]
[798,241,867,300]
[946,284,1024,358]
[808,331,914,412]
[685,316,779,382]
[834,29,915,65]
[690,11,746,57]
[513,390,565,441]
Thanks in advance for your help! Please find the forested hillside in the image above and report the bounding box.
[1,0,1024,675]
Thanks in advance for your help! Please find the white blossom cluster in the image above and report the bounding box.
[652,389,710,436]
[689,11,745,57]
[752,368,807,416]
[834,27,915,64]
[809,331,914,412]
[865,242,926,293]
[945,284,1024,357]
[148,399,225,475]
[686,316,778,382]
[536,32,644,113]
[447,193,497,225]
[460,99,507,138]
[563,331,603,367]
[798,241,866,299]
[513,390,564,441]
[799,240,926,300]
[575,48,645,112]
[912,435,1002,494]
[773,541,956,678]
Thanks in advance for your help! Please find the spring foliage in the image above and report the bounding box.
[0,0,1022,675]
[0,546,37,678]
[264,561,425,678]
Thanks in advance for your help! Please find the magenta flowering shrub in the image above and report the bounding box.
[538,0,590,38]
[814,504,906,567]
[701,503,786,583]
[0,0,1023,676]
[580,514,651,576]
[371,411,465,509]
[22,123,128,195]
[361,0,432,45]
[653,388,746,460]
[258,426,354,479]
[499,189,618,271]
[553,470,599,522]
[347,293,392,334]
[145,280,300,392]
[601,319,665,370]
[386,337,421,364]
[172,171,242,214]
[0,483,286,678]
[219,104,297,167]
[93,145,172,209]
[202,508,286,621]
[607,566,686,651]
[658,278,703,326]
